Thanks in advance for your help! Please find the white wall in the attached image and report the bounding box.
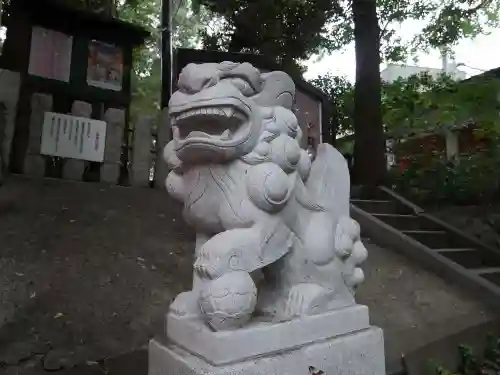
[381,63,466,83]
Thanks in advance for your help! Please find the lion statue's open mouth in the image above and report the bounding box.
[171,100,250,148]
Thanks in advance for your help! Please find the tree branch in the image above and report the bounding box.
[379,1,401,40]
[465,0,493,14]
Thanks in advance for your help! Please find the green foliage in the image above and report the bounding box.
[428,335,500,375]
[418,0,500,51]
[387,73,500,205]
[116,0,208,122]
[308,71,500,141]
[193,0,344,74]
[382,72,500,138]
[308,73,354,137]
[390,148,500,205]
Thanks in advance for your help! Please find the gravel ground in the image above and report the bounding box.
[0,176,495,374]
[0,176,194,372]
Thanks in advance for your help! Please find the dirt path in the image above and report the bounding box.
[0,176,194,372]
[0,176,495,374]
[357,240,494,371]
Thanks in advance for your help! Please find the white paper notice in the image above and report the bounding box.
[40,112,107,162]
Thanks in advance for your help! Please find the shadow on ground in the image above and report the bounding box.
[0,176,495,374]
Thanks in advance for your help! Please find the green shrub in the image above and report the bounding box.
[390,149,500,206]
[426,334,500,375]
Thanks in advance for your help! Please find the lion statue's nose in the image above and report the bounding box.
[177,63,219,94]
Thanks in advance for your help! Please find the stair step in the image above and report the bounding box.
[402,230,456,249]
[402,230,447,235]
[372,213,416,218]
[351,199,392,203]
[352,186,500,306]
[351,186,389,200]
[472,267,500,275]
[435,248,476,253]
[434,248,500,269]
[351,199,410,215]
[372,213,441,231]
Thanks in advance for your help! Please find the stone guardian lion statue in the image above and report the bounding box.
[163,61,367,331]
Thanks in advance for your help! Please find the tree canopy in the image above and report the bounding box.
[310,70,500,138]
[309,73,353,137]
[192,0,342,74]
[383,71,500,138]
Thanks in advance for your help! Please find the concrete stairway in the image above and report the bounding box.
[351,186,500,310]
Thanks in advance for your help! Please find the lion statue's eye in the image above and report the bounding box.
[230,77,255,96]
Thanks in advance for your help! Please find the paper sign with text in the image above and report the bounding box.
[40,112,107,162]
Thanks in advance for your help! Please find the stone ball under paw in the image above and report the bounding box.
[199,271,257,331]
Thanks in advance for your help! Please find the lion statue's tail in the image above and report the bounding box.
[300,143,350,217]
[297,144,366,289]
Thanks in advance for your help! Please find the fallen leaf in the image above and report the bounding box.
[54,313,64,319]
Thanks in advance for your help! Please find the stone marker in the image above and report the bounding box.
[149,62,385,375]
[153,107,170,189]
[131,115,153,187]
[102,108,125,184]
[24,93,53,177]
[23,154,46,178]
[0,69,21,169]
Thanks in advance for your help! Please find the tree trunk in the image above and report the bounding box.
[351,0,386,186]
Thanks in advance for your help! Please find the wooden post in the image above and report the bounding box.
[161,0,172,109]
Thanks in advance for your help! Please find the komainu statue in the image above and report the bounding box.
[164,61,367,332]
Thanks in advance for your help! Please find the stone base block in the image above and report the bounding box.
[62,159,84,180]
[131,164,151,187]
[101,163,120,184]
[149,326,385,375]
[23,154,46,177]
[167,305,370,365]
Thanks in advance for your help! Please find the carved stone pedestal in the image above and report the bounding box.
[149,305,385,375]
